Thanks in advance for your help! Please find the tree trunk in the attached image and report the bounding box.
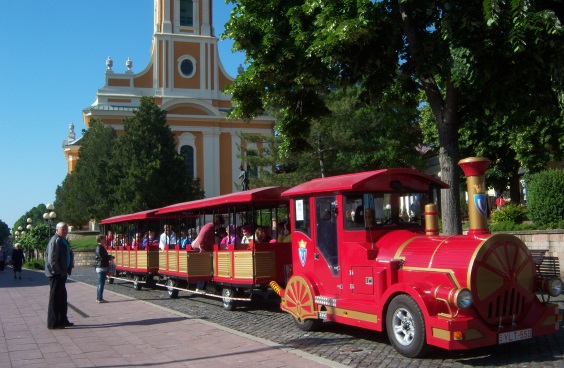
[317,133,326,178]
[399,2,462,235]
[509,170,521,204]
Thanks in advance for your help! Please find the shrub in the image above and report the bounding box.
[489,221,537,232]
[527,170,564,226]
[490,203,528,224]
[24,259,45,270]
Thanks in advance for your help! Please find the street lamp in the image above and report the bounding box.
[43,204,57,239]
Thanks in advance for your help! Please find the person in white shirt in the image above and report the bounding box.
[159,224,177,250]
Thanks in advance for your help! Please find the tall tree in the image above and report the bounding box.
[224,0,563,234]
[112,97,204,214]
[0,219,9,243]
[242,85,424,188]
[54,119,118,225]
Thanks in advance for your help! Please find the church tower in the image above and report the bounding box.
[79,0,274,197]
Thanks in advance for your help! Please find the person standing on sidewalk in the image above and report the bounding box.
[45,222,73,329]
[95,235,112,303]
[12,243,25,279]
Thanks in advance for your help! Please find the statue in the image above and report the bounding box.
[239,165,250,191]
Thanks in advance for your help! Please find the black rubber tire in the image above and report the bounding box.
[222,287,236,311]
[133,276,142,291]
[293,317,323,331]
[167,279,179,299]
[108,277,114,284]
[386,294,428,358]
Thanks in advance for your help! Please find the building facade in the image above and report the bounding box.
[64,0,274,197]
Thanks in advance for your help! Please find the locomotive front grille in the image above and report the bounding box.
[487,287,526,319]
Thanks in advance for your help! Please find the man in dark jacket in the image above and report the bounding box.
[45,222,73,329]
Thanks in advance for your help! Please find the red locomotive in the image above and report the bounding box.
[270,157,562,357]
[100,157,561,357]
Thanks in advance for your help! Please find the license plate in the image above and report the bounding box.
[498,328,532,344]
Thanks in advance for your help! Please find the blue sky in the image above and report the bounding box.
[0,1,245,230]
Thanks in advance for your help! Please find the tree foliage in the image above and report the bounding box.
[0,219,9,243]
[224,0,564,234]
[242,85,425,188]
[55,97,204,224]
[112,97,204,214]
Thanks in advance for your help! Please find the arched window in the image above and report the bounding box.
[181,145,194,178]
[180,0,193,27]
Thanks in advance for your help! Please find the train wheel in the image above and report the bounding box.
[133,276,142,291]
[284,276,321,331]
[166,279,179,299]
[108,276,114,284]
[222,287,237,311]
[293,316,322,331]
[386,294,427,358]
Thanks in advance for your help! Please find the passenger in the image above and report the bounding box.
[159,224,177,250]
[131,233,143,250]
[247,227,267,251]
[240,225,252,244]
[191,223,215,252]
[220,224,240,250]
[106,231,115,248]
[141,231,156,250]
[276,222,292,243]
[179,231,189,249]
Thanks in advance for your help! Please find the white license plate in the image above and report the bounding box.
[498,328,532,344]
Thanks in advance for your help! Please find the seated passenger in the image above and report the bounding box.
[220,224,240,250]
[179,231,189,249]
[159,224,177,250]
[131,233,143,250]
[276,222,292,243]
[240,225,252,244]
[106,231,115,248]
[248,227,267,251]
[141,231,156,250]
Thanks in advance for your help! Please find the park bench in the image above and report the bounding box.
[529,249,561,278]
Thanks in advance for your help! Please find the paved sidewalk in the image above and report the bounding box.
[0,268,343,368]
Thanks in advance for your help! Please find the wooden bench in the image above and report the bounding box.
[530,249,561,278]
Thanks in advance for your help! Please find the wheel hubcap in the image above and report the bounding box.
[392,307,415,346]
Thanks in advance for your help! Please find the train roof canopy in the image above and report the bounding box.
[156,186,290,215]
[100,209,159,225]
[282,168,448,197]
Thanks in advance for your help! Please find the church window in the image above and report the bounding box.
[181,145,195,178]
[180,0,193,27]
[178,55,197,78]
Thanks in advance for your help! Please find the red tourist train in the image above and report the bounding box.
[100,157,562,357]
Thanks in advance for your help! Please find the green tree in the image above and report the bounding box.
[13,204,48,233]
[54,119,118,225]
[17,223,49,260]
[224,0,563,234]
[242,85,424,188]
[0,219,9,243]
[112,97,204,214]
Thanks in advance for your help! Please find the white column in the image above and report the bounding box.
[202,128,220,197]
[231,133,241,192]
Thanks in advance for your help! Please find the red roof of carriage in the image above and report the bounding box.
[282,168,448,197]
[99,209,159,225]
[155,186,290,215]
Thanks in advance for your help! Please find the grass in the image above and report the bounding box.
[69,235,97,250]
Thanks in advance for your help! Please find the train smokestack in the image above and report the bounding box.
[458,157,491,236]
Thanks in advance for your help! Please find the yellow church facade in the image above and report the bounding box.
[64,0,274,198]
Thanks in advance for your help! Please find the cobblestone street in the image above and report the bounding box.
[70,267,564,368]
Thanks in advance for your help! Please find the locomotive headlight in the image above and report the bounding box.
[455,288,473,310]
[433,286,473,310]
[540,277,563,297]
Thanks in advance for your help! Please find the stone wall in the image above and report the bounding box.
[74,249,96,267]
[502,230,564,278]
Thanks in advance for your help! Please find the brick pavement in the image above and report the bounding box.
[0,268,345,368]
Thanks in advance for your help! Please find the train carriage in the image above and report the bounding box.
[271,157,562,357]
[154,186,292,310]
[99,209,160,289]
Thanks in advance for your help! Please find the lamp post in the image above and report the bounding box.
[43,204,57,239]
[25,218,33,259]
